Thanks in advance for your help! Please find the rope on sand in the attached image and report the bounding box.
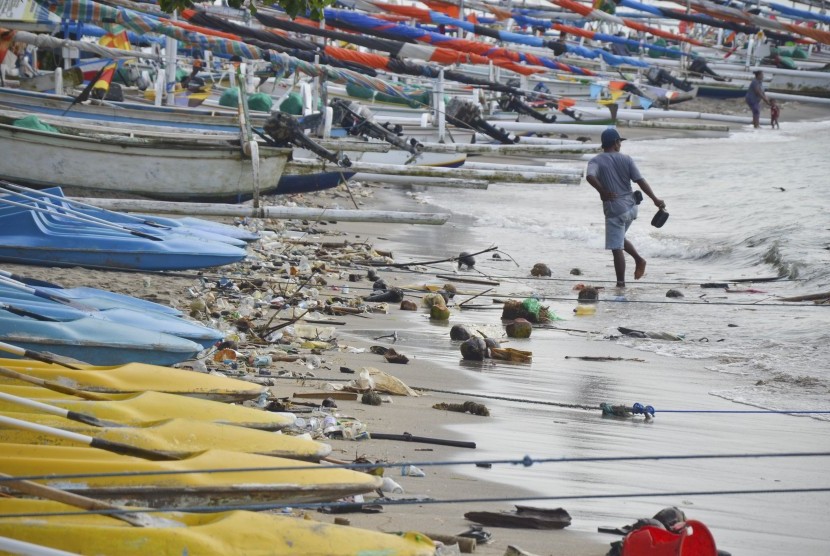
[3,486,830,519]
[3,451,829,484]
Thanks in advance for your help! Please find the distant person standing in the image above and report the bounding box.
[746,70,771,129]
[586,129,666,288]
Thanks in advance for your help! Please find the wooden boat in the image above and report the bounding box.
[0,388,294,430]
[0,499,436,556]
[0,295,223,349]
[0,445,382,507]
[0,86,263,133]
[0,311,203,366]
[0,360,265,402]
[0,114,292,203]
[0,416,330,461]
[0,204,248,271]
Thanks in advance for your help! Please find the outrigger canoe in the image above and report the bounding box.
[0,417,330,461]
[0,445,381,507]
[0,360,265,402]
[0,388,294,430]
[0,499,436,556]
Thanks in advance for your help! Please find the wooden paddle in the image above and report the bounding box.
[0,472,182,528]
[0,415,175,461]
[0,391,122,428]
[0,341,85,369]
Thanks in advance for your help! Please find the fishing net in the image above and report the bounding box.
[13,115,58,133]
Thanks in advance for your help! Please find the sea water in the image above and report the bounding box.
[414,118,830,417]
[371,118,830,554]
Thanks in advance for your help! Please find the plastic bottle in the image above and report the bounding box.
[575,305,597,316]
[381,477,404,494]
[401,464,426,477]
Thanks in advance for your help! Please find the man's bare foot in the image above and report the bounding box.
[616,282,626,288]
[634,259,646,280]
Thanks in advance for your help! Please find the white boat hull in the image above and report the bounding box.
[0,124,291,202]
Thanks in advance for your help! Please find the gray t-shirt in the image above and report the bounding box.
[586,152,643,218]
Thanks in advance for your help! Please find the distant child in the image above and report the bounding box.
[770,100,780,129]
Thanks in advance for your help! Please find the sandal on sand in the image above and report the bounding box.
[457,525,492,544]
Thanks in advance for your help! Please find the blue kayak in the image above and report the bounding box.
[0,209,247,271]
[0,309,203,366]
[1,186,254,246]
[0,296,223,349]
[0,272,183,317]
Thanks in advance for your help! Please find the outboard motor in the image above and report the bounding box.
[261,112,351,167]
[445,98,517,144]
[331,99,423,155]
[498,93,557,124]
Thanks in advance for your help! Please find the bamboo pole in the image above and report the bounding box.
[287,160,582,184]
[351,175,489,189]
[462,162,583,176]
[419,141,599,155]
[69,199,451,224]
[617,120,731,132]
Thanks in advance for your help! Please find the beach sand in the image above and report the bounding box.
[4,96,828,555]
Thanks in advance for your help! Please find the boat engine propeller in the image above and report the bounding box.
[260,113,351,167]
[331,99,423,156]
[445,98,517,145]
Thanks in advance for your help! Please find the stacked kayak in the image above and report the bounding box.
[0,370,436,554]
[0,269,184,316]
[0,499,436,556]
[0,444,382,507]
[0,387,294,430]
[0,310,203,366]
[0,271,223,363]
[0,184,248,270]
[3,185,260,245]
[0,360,265,402]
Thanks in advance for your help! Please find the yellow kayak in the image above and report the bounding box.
[0,387,294,430]
[0,359,264,402]
[0,499,436,556]
[0,416,330,461]
[0,444,381,508]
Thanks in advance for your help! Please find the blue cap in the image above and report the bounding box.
[601,128,626,148]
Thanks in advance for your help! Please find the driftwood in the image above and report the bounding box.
[779,291,830,302]
[565,356,645,362]
[433,400,490,416]
[464,506,571,529]
[293,392,358,400]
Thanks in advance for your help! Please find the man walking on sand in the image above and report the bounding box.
[586,128,665,288]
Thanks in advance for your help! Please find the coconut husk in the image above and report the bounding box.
[489,347,533,363]
[500,299,552,324]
